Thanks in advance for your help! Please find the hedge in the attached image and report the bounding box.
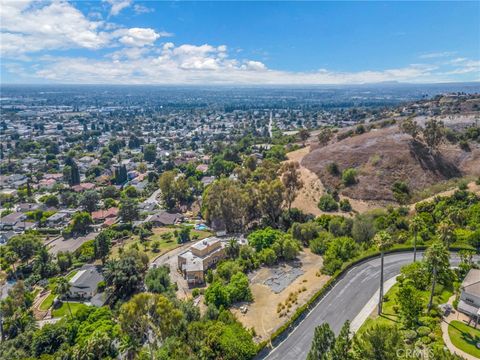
[255,244,474,356]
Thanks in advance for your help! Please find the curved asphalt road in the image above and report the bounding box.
[262,251,473,360]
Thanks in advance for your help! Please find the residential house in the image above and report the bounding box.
[458,269,480,321]
[72,183,96,192]
[68,264,104,301]
[46,211,71,228]
[91,207,119,227]
[0,231,16,244]
[144,211,184,227]
[0,212,27,231]
[177,237,227,286]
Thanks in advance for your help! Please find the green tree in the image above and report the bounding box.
[437,219,455,248]
[317,128,333,146]
[318,194,338,212]
[119,198,139,223]
[307,323,335,360]
[7,234,43,263]
[80,190,99,213]
[53,278,72,318]
[397,279,423,328]
[400,117,420,140]
[202,178,248,233]
[258,179,285,227]
[342,168,357,186]
[298,128,310,146]
[145,266,172,294]
[422,118,445,153]
[331,321,353,360]
[410,215,424,262]
[374,230,392,315]
[93,231,112,265]
[424,242,450,312]
[143,144,157,163]
[352,323,403,360]
[104,249,149,300]
[71,211,92,234]
[280,161,304,211]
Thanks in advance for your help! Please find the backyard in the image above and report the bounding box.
[109,226,212,260]
[52,302,89,317]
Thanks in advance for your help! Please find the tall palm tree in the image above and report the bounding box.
[437,219,455,249]
[425,242,450,312]
[226,238,240,259]
[374,230,392,315]
[54,278,73,318]
[5,251,18,280]
[410,216,423,262]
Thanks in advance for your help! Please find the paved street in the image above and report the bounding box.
[262,252,472,360]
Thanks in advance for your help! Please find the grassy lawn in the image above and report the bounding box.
[52,302,89,318]
[110,226,213,260]
[39,293,56,311]
[448,320,480,358]
[359,282,454,334]
[66,270,78,281]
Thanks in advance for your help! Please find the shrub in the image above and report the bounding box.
[318,194,338,212]
[309,234,331,255]
[403,330,417,343]
[339,199,352,212]
[458,180,468,190]
[416,326,431,337]
[192,288,200,298]
[326,162,340,176]
[392,181,411,204]
[342,168,357,186]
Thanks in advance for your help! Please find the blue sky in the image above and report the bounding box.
[1,1,479,84]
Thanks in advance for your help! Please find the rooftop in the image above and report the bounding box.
[462,269,480,297]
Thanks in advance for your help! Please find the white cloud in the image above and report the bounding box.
[104,0,131,16]
[117,28,161,47]
[0,0,109,56]
[21,42,469,85]
[1,1,478,85]
[133,4,154,14]
[0,0,163,55]
[419,51,456,59]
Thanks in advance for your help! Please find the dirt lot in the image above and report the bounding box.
[231,249,330,342]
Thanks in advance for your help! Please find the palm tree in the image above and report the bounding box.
[374,230,392,315]
[437,219,455,248]
[410,216,423,262]
[226,238,240,259]
[4,251,18,280]
[54,278,73,318]
[425,242,450,312]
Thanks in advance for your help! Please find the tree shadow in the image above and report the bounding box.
[408,140,461,178]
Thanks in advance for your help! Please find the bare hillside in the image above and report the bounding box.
[302,123,480,202]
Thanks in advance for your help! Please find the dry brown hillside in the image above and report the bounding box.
[302,121,480,202]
